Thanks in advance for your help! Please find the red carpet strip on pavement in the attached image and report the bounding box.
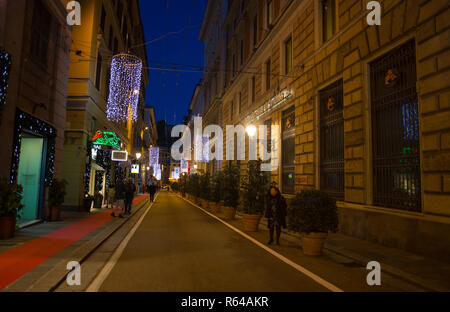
[0,194,148,290]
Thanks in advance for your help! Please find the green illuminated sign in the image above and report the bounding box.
[92,131,121,150]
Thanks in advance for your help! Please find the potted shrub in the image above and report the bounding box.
[0,183,24,239]
[287,190,338,256]
[189,174,201,204]
[210,172,222,213]
[180,175,187,197]
[171,182,179,193]
[240,160,267,231]
[48,179,67,222]
[198,173,211,209]
[222,164,240,220]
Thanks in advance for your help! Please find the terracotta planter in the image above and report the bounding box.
[223,206,236,220]
[49,205,61,222]
[210,202,221,213]
[200,199,209,209]
[301,232,328,256]
[242,214,262,232]
[0,216,16,240]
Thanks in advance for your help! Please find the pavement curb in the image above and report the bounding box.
[5,196,150,292]
[177,194,447,292]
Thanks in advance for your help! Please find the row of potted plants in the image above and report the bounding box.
[172,160,339,256]
[0,179,67,239]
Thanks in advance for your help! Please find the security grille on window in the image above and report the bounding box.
[285,37,293,74]
[370,40,421,212]
[264,119,272,189]
[31,0,51,66]
[267,0,274,28]
[266,59,271,90]
[320,80,344,201]
[282,107,295,194]
[322,0,336,42]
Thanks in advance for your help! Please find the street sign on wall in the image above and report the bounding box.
[131,164,140,174]
[112,150,128,162]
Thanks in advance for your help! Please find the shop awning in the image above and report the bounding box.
[91,163,105,171]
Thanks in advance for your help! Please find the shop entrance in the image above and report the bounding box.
[17,134,46,224]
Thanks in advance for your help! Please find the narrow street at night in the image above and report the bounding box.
[73,191,428,293]
[1,0,450,307]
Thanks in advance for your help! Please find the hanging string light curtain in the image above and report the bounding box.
[107,53,142,123]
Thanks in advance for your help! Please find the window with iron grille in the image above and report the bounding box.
[100,5,106,34]
[370,40,421,212]
[320,80,344,201]
[95,53,102,90]
[282,107,295,194]
[263,119,272,189]
[322,0,336,42]
[266,58,271,90]
[30,0,51,66]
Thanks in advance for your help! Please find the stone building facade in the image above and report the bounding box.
[216,0,450,261]
[63,0,149,209]
[0,0,71,224]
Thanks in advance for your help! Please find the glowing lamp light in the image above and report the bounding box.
[136,152,142,160]
[107,53,142,123]
[246,125,257,137]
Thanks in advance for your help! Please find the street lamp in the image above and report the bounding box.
[246,125,257,137]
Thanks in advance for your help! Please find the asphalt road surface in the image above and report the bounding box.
[90,192,426,292]
[97,192,330,292]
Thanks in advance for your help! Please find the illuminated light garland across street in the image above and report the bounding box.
[107,53,142,123]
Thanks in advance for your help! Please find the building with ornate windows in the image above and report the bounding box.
[0,0,72,225]
[195,0,450,261]
[63,0,150,209]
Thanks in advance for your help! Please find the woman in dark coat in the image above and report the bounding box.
[265,186,287,245]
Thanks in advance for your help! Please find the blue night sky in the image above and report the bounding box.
[138,0,206,125]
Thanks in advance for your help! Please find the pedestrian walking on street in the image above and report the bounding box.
[147,176,156,202]
[265,185,287,245]
[124,178,136,215]
[112,179,126,218]
[107,184,115,209]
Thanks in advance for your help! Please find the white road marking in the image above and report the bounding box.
[179,195,344,292]
[86,193,159,292]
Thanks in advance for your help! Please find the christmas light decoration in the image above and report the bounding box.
[1,48,12,123]
[181,158,188,173]
[149,147,159,167]
[107,53,142,122]
[1,48,11,105]
[92,130,121,150]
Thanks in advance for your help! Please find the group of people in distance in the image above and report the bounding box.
[106,176,159,218]
[105,175,287,246]
[107,178,136,218]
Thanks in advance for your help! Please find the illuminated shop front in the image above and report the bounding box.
[9,109,56,225]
